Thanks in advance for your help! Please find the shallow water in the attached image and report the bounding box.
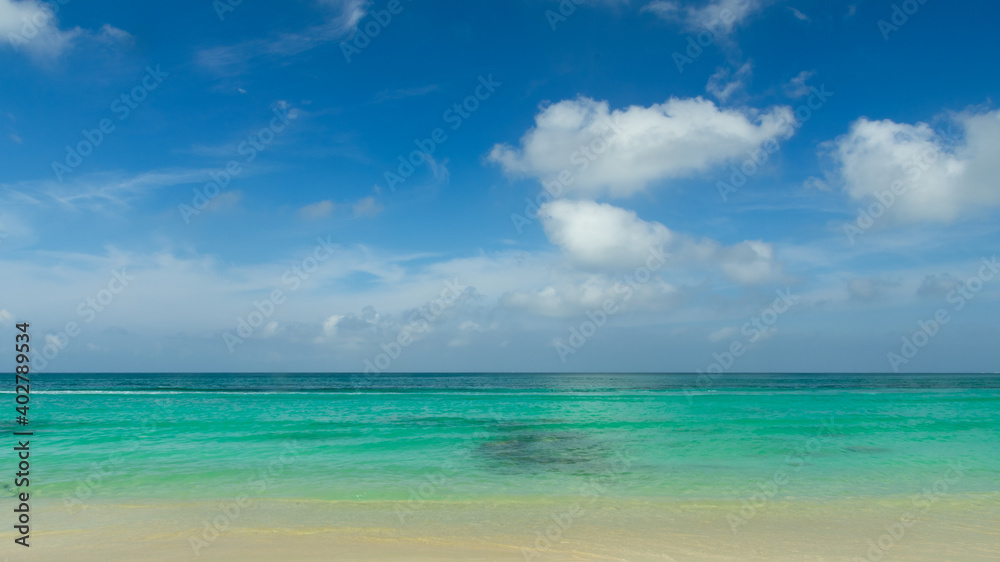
[10,373,1000,503]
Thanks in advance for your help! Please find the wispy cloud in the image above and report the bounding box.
[353,196,383,217]
[783,70,815,99]
[372,84,441,104]
[301,200,335,220]
[706,60,753,102]
[2,169,212,211]
[196,0,369,76]
[643,0,778,35]
[788,6,809,21]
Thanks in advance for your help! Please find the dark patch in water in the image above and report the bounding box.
[474,423,614,473]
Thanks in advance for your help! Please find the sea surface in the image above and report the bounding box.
[7,373,1000,504]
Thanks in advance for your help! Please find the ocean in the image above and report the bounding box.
[13,373,1000,505]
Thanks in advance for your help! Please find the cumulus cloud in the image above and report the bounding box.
[1,0,75,56]
[321,314,345,336]
[0,0,130,58]
[489,96,794,198]
[828,108,1000,223]
[540,199,674,270]
[539,199,782,283]
[502,199,797,318]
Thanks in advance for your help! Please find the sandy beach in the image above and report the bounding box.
[3,495,998,561]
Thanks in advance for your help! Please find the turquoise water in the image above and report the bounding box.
[7,374,1000,503]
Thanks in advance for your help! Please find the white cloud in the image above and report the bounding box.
[322,314,344,336]
[261,321,279,338]
[0,242,474,346]
[541,199,673,270]
[353,196,383,217]
[709,326,738,342]
[539,199,782,283]
[716,239,779,284]
[788,7,809,21]
[0,210,31,245]
[783,70,814,99]
[0,0,76,57]
[829,109,1000,223]
[643,0,776,34]
[501,273,680,318]
[803,175,829,192]
[641,1,680,20]
[2,168,215,211]
[846,277,900,302]
[299,196,382,220]
[373,84,441,103]
[916,274,959,298]
[197,0,368,75]
[706,61,753,102]
[301,200,335,220]
[205,190,243,213]
[490,96,794,198]
[94,23,130,44]
[0,0,129,58]
[0,308,14,327]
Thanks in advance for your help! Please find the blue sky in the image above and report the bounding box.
[1,0,998,373]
